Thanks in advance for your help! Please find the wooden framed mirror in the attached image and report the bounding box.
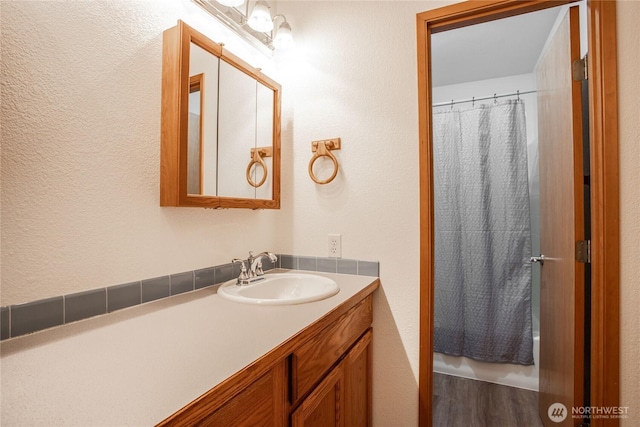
[161,20,281,209]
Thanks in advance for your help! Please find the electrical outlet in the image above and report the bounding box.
[328,234,342,258]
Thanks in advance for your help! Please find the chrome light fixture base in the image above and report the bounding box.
[193,0,293,56]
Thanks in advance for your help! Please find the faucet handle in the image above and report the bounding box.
[255,259,264,276]
[232,258,249,281]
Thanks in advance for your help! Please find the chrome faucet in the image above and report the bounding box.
[231,258,250,283]
[232,251,278,286]
[249,251,278,277]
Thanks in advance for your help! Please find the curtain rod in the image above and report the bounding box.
[432,89,537,108]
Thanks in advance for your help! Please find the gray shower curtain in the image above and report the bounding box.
[433,100,534,365]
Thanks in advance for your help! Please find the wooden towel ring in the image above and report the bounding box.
[309,139,341,185]
[246,147,271,188]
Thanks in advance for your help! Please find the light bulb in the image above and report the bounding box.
[216,0,244,7]
[273,21,294,50]
[248,1,273,32]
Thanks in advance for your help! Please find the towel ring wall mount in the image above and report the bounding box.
[309,138,341,185]
[246,146,272,188]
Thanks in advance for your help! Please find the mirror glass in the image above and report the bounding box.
[217,59,258,198]
[186,42,276,200]
[188,73,203,195]
[255,82,274,199]
[188,42,220,196]
[161,21,280,209]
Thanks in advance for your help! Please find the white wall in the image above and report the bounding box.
[274,1,447,424]
[1,0,638,425]
[617,1,640,422]
[0,0,285,307]
[277,0,639,424]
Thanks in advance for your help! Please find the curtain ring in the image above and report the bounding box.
[309,140,339,184]
[246,149,268,188]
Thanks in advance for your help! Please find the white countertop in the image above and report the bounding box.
[0,270,378,426]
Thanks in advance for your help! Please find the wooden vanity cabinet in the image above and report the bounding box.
[158,292,375,427]
[291,329,373,427]
[159,361,287,426]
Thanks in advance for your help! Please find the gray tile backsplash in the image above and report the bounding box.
[0,254,379,340]
[11,296,64,338]
[194,267,215,290]
[65,289,106,323]
[317,258,337,273]
[170,271,194,296]
[214,263,234,284]
[1,306,10,340]
[107,281,141,313]
[357,260,380,277]
[298,256,318,271]
[278,254,380,278]
[337,259,358,275]
[280,255,297,269]
[142,276,171,303]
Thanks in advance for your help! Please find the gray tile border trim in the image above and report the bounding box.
[170,271,194,296]
[317,257,337,273]
[1,306,10,340]
[0,254,379,341]
[358,260,380,277]
[214,263,234,285]
[279,254,297,269]
[65,288,107,324]
[142,276,170,303]
[195,267,215,289]
[10,296,64,338]
[298,256,318,271]
[107,281,141,313]
[337,259,358,275]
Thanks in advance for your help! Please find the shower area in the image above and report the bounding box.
[431,82,541,391]
[428,6,561,392]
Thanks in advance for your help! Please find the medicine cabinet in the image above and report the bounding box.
[161,20,281,209]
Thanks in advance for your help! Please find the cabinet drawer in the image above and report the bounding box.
[291,295,373,403]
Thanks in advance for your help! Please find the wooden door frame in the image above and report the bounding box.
[416,1,619,426]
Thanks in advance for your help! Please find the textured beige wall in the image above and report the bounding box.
[0,1,289,306]
[1,0,638,424]
[277,0,639,425]
[275,2,448,424]
[617,1,640,423]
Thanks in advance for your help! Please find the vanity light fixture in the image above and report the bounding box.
[248,1,273,32]
[196,0,294,55]
[216,0,244,7]
[273,17,294,50]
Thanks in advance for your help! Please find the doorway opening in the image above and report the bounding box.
[417,1,619,426]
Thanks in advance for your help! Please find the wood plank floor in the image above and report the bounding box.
[433,373,543,427]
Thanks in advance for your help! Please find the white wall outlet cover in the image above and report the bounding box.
[328,234,342,258]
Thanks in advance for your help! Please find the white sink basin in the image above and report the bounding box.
[217,273,339,305]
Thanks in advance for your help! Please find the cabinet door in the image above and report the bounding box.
[344,329,372,426]
[159,361,286,426]
[291,363,344,427]
[291,296,372,403]
[291,330,373,427]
